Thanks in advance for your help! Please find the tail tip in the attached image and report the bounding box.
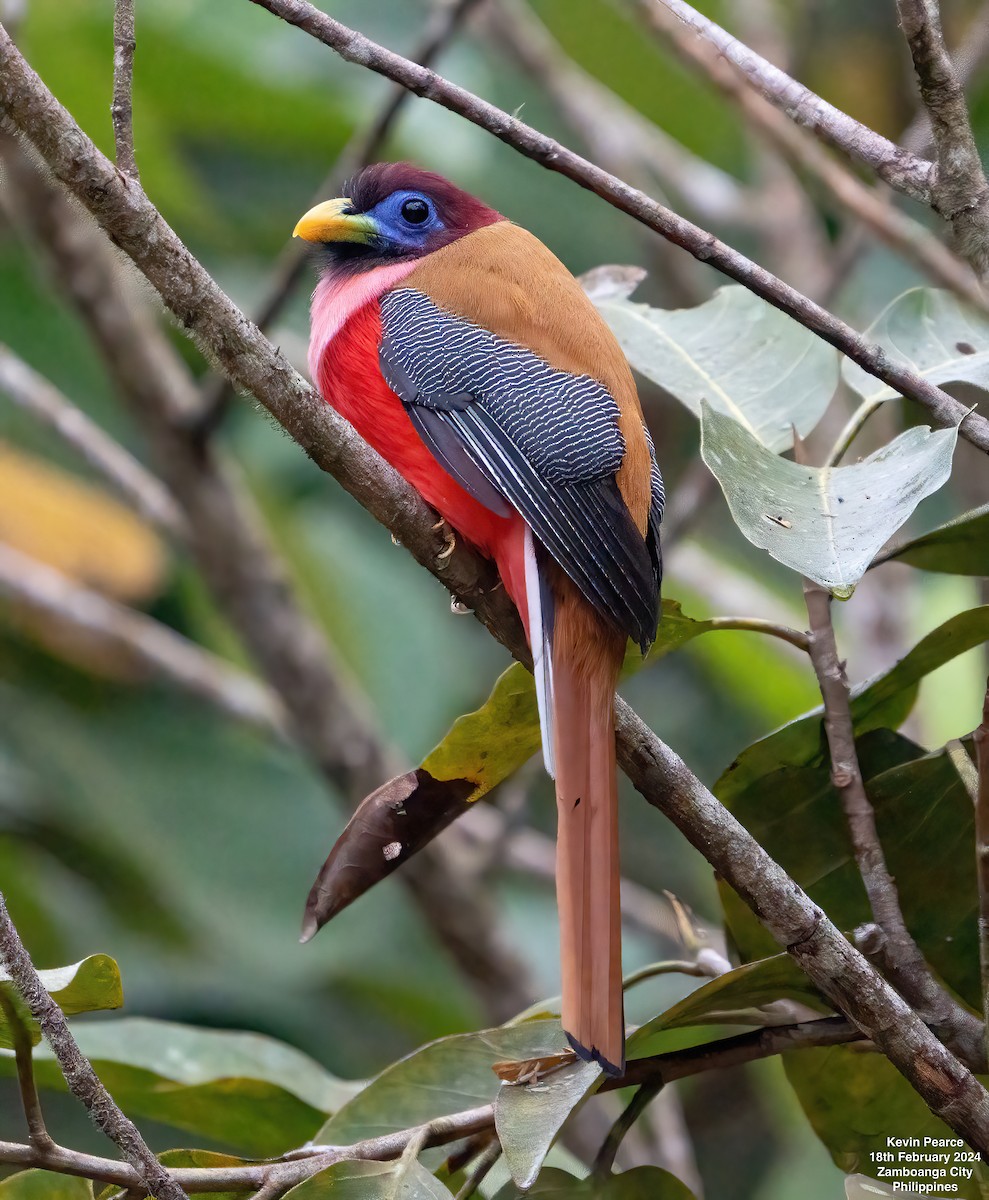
[566,1031,625,1078]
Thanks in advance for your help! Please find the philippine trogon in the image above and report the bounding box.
[294,163,664,1076]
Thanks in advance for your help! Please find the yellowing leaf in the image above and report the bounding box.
[0,442,166,601]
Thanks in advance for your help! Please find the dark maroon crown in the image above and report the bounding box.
[345,162,503,234]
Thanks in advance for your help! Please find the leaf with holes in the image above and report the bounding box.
[700,402,958,597]
[594,283,838,451]
[843,287,989,403]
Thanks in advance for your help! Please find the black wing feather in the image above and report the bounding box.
[379,288,659,648]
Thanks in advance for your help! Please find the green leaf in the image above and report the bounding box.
[316,1020,568,1145]
[843,287,989,404]
[495,1166,696,1199]
[627,955,830,1058]
[785,1046,983,1199]
[496,1059,602,1189]
[421,663,541,800]
[0,1173,93,1199]
[700,402,958,597]
[720,606,989,803]
[0,1017,352,1156]
[875,503,989,575]
[595,284,838,452]
[0,954,122,1048]
[284,1156,453,1200]
[720,732,981,1007]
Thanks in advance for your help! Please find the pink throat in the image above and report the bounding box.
[308,261,420,383]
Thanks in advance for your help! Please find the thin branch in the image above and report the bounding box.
[622,960,720,991]
[0,542,289,737]
[0,991,53,1150]
[5,20,989,1149]
[453,1139,501,1200]
[227,0,989,454]
[897,0,989,278]
[801,569,985,1069]
[0,344,186,538]
[704,616,809,653]
[194,0,487,437]
[489,0,758,229]
[110,0,138,181]
[636,0,934,203]
[0,893,189,1200]
[639,0,987,310]
[974,679,989,1072]
[593,1083,662,1177]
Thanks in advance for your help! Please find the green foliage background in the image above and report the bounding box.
[3,1,989,1197]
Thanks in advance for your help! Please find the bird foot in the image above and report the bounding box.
[432,519,456,563]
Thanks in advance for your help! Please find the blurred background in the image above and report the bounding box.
[1,0,988,1196]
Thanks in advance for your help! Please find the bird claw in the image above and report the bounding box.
[433,519,456,563]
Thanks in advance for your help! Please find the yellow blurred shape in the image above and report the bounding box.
[0,440,167,602]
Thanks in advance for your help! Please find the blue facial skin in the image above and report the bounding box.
[364,190,446,252]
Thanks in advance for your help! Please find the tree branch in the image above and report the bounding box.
[974,679,989,1072]
[0,344,185,538]
[110,0,138,181]
[638,0,987,310]
[228,0,989,454]
[0,542,289,737]
[897,0,989,278]
[636,0,934,202]
[801,565,985,1072]
[0,894,189,1199]
[4,15,989,1148]
[0,991,53,1150]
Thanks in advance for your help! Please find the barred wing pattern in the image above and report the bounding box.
[379,288,660,649]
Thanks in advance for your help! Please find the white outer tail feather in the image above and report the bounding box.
[524,525,555,777]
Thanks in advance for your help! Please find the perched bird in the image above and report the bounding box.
[294,163,663,1076]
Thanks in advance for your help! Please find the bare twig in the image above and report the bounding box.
[634,0,934,202]
[453,1139,501,1200]
[110,0,138,180]
[0,991,53,1150]
[0,893,189,1199]
[974,679,989,1071]
[897,0,989,278]
[489,0,757,228]
[0,542,289,736]
[224,0,989,453]
[593,1083,663,1177]
[194,0,487,437]
[640,0,986,310]
[801,569,985,1069]
[5,18,989,1148]
[0,344,185,538]
[704,616,809,653]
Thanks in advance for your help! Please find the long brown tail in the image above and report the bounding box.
[551,604,625,1076]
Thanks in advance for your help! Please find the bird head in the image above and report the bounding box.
[292,162,503,273]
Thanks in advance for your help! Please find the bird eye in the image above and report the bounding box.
[400,198,430,225]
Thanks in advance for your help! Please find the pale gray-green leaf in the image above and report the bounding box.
[284,1157,452,1200]
[843,288,989,404]
[578,265,647,304]
[495,1059,601,1189]
[595,285,838,451]
[700,402,958,597]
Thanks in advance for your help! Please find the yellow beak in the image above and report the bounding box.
[292,198,378,244]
